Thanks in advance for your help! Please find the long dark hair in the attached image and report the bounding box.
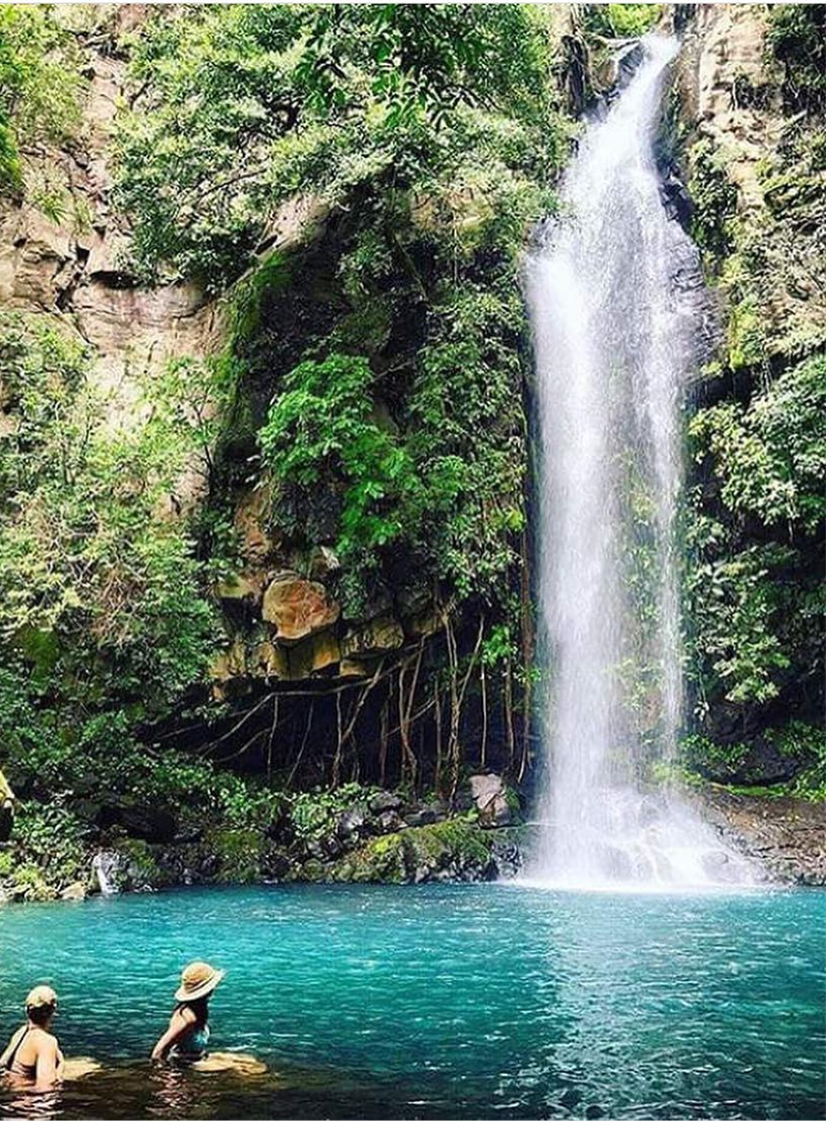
[181,995,210,1025]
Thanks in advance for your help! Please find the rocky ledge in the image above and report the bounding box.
[700,789,826,886]
[0,773,525,903]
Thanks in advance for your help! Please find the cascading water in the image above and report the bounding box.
[526,36,754,889]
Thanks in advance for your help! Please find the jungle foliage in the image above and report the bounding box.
[0,2,574,876]
[0,6,81,199]
[684,5,825,754]
[0,4,823,898]
[114,3,567,656]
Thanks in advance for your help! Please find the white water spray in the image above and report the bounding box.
[526,37,753,889]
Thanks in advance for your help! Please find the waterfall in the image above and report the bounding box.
[91,849,120,896]
[526,37,753,889]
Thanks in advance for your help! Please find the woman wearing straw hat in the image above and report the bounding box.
[0,986,63,1089]
[151,961,225,1064]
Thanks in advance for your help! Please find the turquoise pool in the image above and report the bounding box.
[0,884,823,1119]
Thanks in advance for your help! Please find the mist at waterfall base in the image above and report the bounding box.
[525,37,748,890]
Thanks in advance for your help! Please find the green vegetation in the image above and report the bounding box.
[766,5,826,114]
[682,9,824,771]
[580,5,662,41]
[687,140,738,262]
[258,353,424,562]
[689,356,825,534]
[0,4,571,895]
[114,4,566,619]
[0,6,81,207]
[114,4,563,288]
[680,723,826,802]
[0,314,219,706]
[327,816,512,883]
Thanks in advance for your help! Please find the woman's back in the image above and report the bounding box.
[170,1006,210,1062]
[1,987,63,1090]
[1,1024,61,1085]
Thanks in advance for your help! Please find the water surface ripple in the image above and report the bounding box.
[0,885,823,1119]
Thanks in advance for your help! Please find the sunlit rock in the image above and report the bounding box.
[341,614,404,659]
[262,574,340,643]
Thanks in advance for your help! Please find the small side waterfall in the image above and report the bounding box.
[526,37,752,889]
[91,849,120,896]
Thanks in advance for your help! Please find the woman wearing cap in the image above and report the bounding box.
[151,961,225,1064]
[0,986,64,1089]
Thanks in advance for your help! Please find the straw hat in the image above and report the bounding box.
[25,985,57,1011]
[174,961,225,1003]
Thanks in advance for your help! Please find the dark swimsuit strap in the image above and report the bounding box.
[4,1027,31,1072]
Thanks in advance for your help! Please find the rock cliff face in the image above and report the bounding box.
[669,3,824,866]
[678,4,825,355]
[686,4,776,210]
[0,7,443,707]
[700,788,826,886]
[0,8,220,430]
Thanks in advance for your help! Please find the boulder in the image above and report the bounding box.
[209,638,248,684]
[377,811,406,833]
[215,572,266,607]
[368,791,404,815]
[60,882,87,901]
[262,574,340,643]
[468,773,517,828]
[261,848,292,881]
[405,804,442,829]
[337,806,367,840]
[287,628,340,678]
[328,820,525,884]
[341,614,404,659]
[250,640,290,680]
[319,833,344,860]
[405,606,442,639]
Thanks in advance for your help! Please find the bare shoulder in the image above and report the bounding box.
[32,1030,59,1050]
[170,1006,195,1028]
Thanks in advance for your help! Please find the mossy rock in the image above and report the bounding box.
[8,863,55,902]
[328,818,524,884]
[203,827,266,884]
[114,837,167,891]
